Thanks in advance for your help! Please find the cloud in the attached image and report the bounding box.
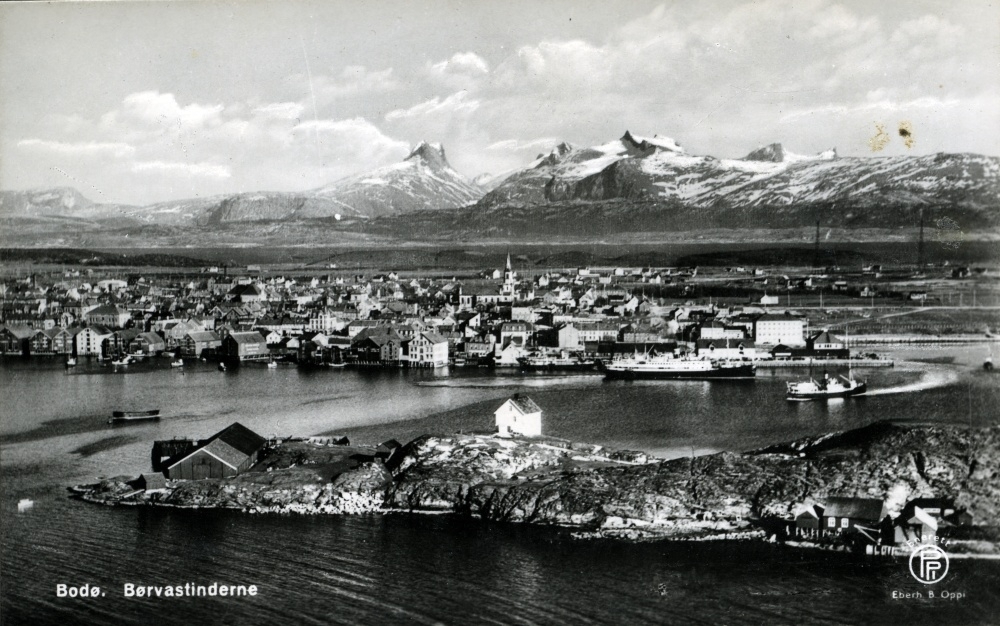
[131,160,231,178]
[485,138,559,153]
[253,102,305,120]
[430,52,489,77]
[17,139,135,158]
[781,96,964,122]
[385,91,480,121]
[115,91,224,128]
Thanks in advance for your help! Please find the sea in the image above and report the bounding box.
[2,348,999,625]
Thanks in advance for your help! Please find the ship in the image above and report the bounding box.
[109,409,161,424]
[518,352,598,372]
[786,372,867,400]
[599,355,756,380]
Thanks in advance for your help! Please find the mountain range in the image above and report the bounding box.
[2,131,998,246]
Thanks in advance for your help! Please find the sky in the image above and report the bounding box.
[1,0,998,206]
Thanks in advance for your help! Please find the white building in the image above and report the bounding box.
[75,325,113,356]
[405,332,449,367]
[495,394,542,437]
[753,313,805,346]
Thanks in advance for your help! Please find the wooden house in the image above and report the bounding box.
[181,331,221,357]
[222,331,269,361]
[821,497,887,534]
[495,394,542,437]
[166,422,266,480]
[794,504,825,538]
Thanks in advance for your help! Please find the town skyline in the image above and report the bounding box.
[2,0,998,206]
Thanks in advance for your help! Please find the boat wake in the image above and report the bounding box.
[415,375,599,389]
[865,365,960,396]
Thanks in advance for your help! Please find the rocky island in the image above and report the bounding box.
[73,421,999,553]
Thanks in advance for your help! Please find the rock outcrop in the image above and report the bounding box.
[75,423,1000,543]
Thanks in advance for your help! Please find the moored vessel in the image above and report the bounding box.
[519,353,598,372]
[599,355,755,380]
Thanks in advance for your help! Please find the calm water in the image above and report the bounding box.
[2,355,999,625]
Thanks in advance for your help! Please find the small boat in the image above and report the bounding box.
[109,409,161,424]
[111,355,132,367]
[786,372,867,401]
[267,361,278,369]
[171,359,184,368]
[65,357,77,368]
[162,351,176,359]
[326,362,346,368]
[17,499,34,513]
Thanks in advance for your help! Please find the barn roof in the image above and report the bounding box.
[823,497,885,521]
[210,422,266,456]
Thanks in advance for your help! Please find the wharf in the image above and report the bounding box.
[755,358,893,368]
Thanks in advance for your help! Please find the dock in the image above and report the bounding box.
[755,358,894,368]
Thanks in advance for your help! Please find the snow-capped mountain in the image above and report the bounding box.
[308,142,483,218]
[2,132,997,245]
[479,132,1000,212]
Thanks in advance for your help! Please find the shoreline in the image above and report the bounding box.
[71,422,1000,556]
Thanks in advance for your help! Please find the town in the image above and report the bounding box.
[0,251,997,369]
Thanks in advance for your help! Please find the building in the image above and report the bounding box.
[165,422,267,480]
[794,504,825,538]
[495,394,542,437]
[821,497,887,534]
[753,313,805,347]
[75,325,114,356]
[181,331,221,357]
[85,304,130,329]
[807,330,847,354]
[222,331,269,361]
[694,338,756,360]
[130,331,166,355]
[405,332,449,367]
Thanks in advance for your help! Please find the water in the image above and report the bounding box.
[2,355,999,624]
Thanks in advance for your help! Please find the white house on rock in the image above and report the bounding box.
[495,394,542,437]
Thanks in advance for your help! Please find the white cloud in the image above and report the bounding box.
[485,138,559,153]
[17,139,135,158]
[781,96,963,122]
[385,91,480,121]
[253,102,305,120]
[131,160,231,178]
[431,52,489,76]
[116,91,224,128]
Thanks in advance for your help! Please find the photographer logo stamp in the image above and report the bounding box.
[908,545,949,584]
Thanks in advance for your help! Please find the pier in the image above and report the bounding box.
[755,358,893,368]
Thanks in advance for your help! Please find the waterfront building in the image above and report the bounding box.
[753,313,805,347]
[165,422,266,480]
[222,332,269,361]
[75,325,114,356]
[405,332,449,367]
[181,331,221,357]
[495,394,542,437]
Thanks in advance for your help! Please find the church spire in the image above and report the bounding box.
[505,251,512,272]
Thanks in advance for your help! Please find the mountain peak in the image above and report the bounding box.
[621,131,684,154]
[743,143,786,162]
[406,141,450,170]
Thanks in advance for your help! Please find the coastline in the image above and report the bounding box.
[71,421,1000,555]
